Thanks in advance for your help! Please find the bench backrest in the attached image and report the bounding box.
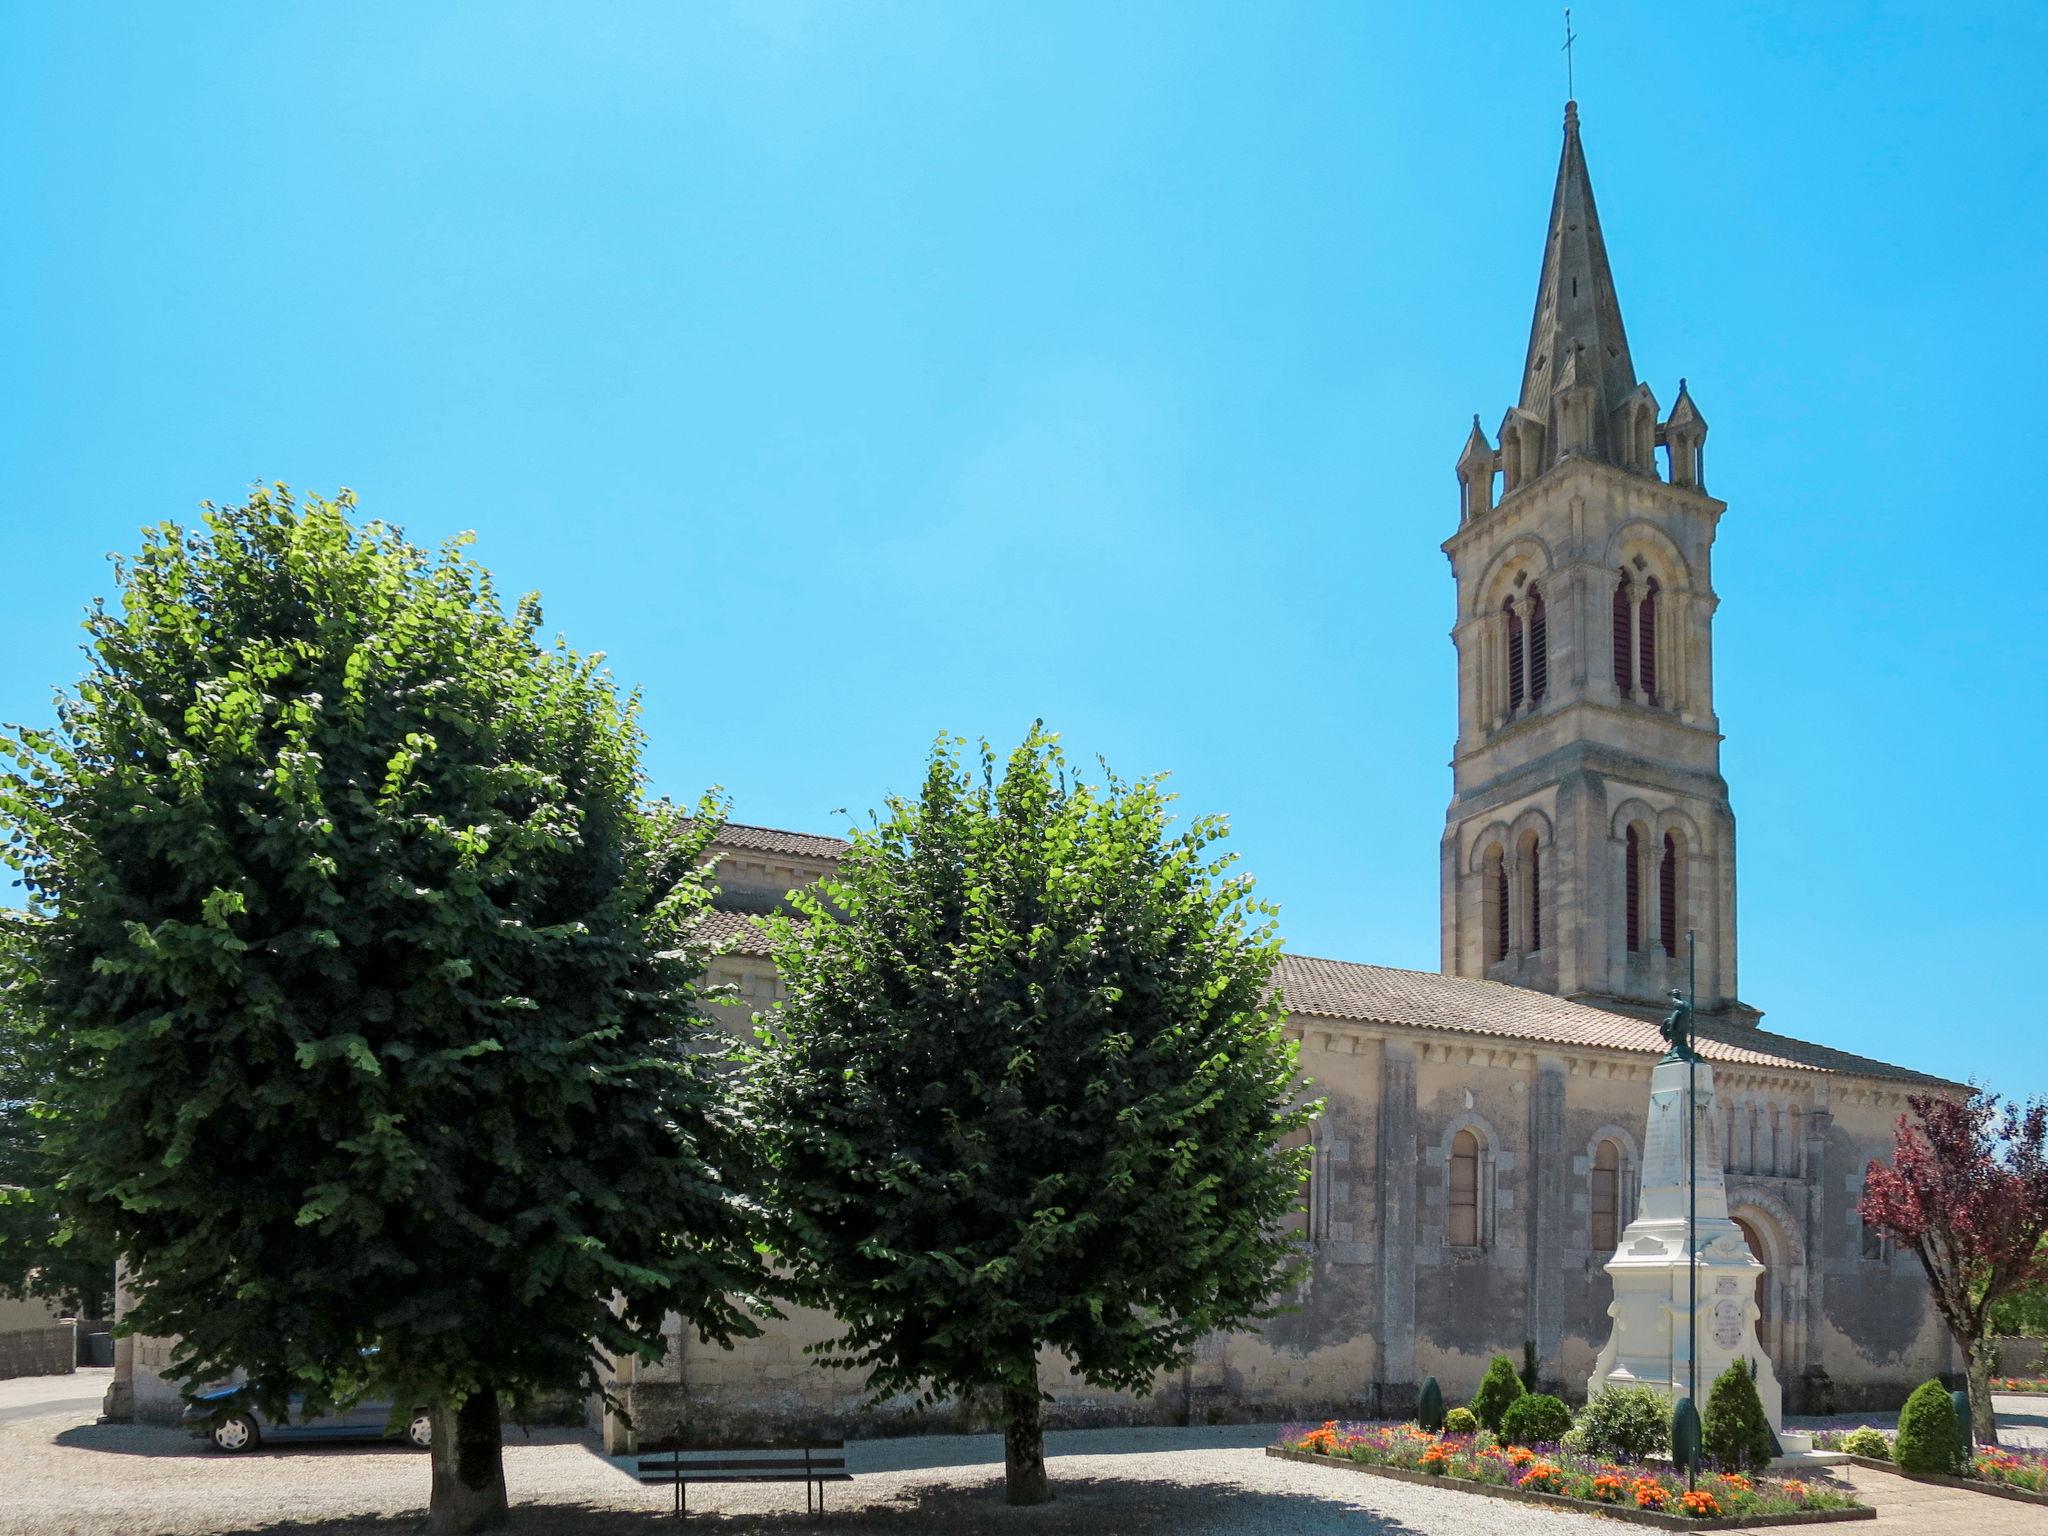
[637,1441,847,1478]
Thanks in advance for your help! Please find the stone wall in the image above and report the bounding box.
[0,1324,77,1380]
[1991,1336,2048,1377]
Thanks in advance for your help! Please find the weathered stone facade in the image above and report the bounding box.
[596,101,1959,1449]
[107,101,1964,1443]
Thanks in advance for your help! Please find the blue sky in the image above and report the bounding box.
[2,3,2042,1099]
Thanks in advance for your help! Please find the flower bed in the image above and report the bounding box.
[1273,1422,1871,1528]
[1993,1376,2048,1395]
[1809,1426,2048,1503]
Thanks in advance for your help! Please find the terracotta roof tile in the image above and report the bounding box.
[705,823,851,860]
[1273,952,1956,1087]
[690,908,776,956]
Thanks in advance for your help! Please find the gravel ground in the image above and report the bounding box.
[2,1392,2036,1536]
[0,1413,1628,1536]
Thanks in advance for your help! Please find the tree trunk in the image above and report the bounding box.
[1002,1382,1051,1506]
[429,1387,509,1534]
[1966,1339,1999,1448]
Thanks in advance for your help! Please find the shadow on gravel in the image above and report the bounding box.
[198,1474,1437,1535]
[50,1421,593,1459]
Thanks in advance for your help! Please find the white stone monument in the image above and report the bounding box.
[1588,1048,1812,1456]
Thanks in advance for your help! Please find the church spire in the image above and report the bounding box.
[1518,101,1639,460]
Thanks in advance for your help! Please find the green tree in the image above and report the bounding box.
[0,993,115,1317]
[0,489,766,1534]
[1894,1379,1963,1474]
[744,727,1314,1505]
[1701,1359,1776,1472]
[1471,1353,1525,1434]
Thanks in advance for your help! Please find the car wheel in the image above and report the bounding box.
[211,1414,259,1453]
[407,1412,433,1450]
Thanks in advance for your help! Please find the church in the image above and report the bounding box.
[105,103,1962,1437]
[594,101,1960,1448]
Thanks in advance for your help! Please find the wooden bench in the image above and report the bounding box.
[635,1440,851,1517]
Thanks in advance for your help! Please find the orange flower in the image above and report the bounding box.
[1420,1442,1452,1476]
[1782,1479,1809,1500]
[1592,1473,1627,1503]
[1632,1475,1669,1510]
[1681,1489,1723,1517]
[1508,1445,1538,1467]
[1721,1472,1753,1492]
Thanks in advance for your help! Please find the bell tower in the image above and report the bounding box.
[1439,102,1752,1022]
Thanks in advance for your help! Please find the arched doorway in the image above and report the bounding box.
[1732,1215,1772,1354]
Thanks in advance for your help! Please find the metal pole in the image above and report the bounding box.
[1686,928,1698,1491]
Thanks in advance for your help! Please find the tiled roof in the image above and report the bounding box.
[690,908,776,956]
[706,823,851,860]
[1273,953,1957,1087]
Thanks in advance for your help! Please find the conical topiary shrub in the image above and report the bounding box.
[1702,1360,1777,1472]
[1417,1376,1445,1433]
[1895,1379,1962,1474]
[1472,1353,1526,1435]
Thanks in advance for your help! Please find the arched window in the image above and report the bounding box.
[1734,1216,1772,1342]
[1506,598,1525,712]
[1449,1129,1480,1247]
[1624,825,1642,953]
[1639,577,1660,703]
[1612,571,1633,696]
[1526,840,1541,953]
[1485,848,1509,964]
[1659,832,1679,956]
[1527,586,1548,703]
[1591,1139,1622,1252]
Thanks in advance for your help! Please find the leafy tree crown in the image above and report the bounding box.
[0,488,765,1420]
[744,725,1316,1406]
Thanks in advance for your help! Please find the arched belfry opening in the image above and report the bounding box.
[1440,100,1745,1020]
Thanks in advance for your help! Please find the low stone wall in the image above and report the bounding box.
[1990,1336,2047,1377]
[0,1324,78,1380]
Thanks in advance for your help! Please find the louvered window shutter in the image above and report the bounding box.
[1506,602,1525,712]
[1659,833,1679,956]
[1527,843,1541,952]
[1494,856,1510,963]
[1625,826,1642,953]
[1612,574,1633,695]
[1528,588,1548,702]
[1639,579,1659,703]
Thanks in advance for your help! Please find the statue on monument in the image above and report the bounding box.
[1660,987,1695,1061]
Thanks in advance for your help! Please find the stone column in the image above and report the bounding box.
[1376,1042,1419,1412]
[1528,1057,1569,1383]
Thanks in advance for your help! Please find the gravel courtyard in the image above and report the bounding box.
[2,1371,2041,1536]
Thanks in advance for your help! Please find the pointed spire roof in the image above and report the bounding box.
[1519,102,1639,429]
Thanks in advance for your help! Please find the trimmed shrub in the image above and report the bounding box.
[1444,1406,1479,1435]
[1417,1376,1445,1432]
[1702,1360,1776,1473]
[1896,1379,1962,1474]
[1839,1426,1891,1460]
[1501,1392,1573,1447]
[1472,1353,1526,1434]
[1572,1384,1672,1460]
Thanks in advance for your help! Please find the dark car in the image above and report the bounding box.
[181,1383,432,1453]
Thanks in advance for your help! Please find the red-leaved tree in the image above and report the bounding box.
[1862,1091,2048,1445]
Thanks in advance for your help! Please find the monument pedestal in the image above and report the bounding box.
[1589,1055,1815,1455]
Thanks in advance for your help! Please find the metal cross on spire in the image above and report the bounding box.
[1562,8,1578,99]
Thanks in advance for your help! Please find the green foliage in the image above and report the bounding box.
[1702,1360,1777,1472]
[1990,1268,2048,1336]
[1894,1380,1961,1473]
[1417,1376,1444,1432]
[0,489,767,1440]
[1500,1391,1572,1447]
[0,998,113,1315]
[1839,1426,1891,1460]
[744,726,1314,1489]
[1520,1338,1538,1392]
[1444,1406,1478,1435]
[1471,1354,1526,1434]
[1571,1384,1673,1460]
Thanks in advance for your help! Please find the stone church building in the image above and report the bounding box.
[596,102,1959,1446]
[108,103,1961,1434]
